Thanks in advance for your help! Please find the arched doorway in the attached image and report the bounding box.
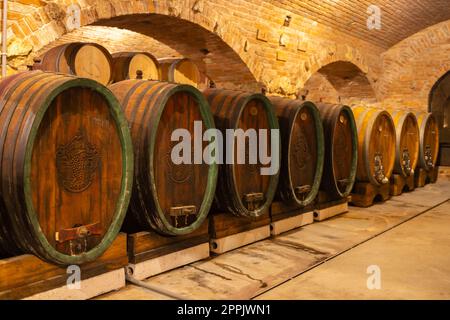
[429,71,450,166]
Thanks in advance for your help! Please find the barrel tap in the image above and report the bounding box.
[402,148,413,176]
[424,145,434,168]
[374,153,389,184]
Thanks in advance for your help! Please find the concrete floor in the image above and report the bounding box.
[257,200,450,300]
[99,169,450,300]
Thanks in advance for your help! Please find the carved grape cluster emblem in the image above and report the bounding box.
[166,142,193,184]
[56,130,100,193]
[293,128,310,169]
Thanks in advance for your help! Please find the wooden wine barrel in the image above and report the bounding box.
[386,109,420,177]
[351,106,396,186]
[316,103,358,198]
[159,58,201,88]
[415,112,440,171]
[34,42,113,85]
[203,89,280,218]
[112,52,160,82]
[108,80,218,235]
[269,97,324,207]
[0,70,133,265]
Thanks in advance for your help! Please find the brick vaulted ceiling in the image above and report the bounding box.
[269,0,450,48]
[5,1,450,50]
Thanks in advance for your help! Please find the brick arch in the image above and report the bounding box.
[93,13,259,90]
[429,70,450,112]
[4,0,384,96]
[10,0,261,90]
[300,57,377,105]
[379,20,450,110]
[305,49,371,84]
[428,70,450,165]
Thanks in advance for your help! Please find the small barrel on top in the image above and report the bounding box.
[111,52,160,82]
[33,42,113,85]
[159,58,202,88]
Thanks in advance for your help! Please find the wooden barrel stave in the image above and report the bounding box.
[387,109,420,177]
[203,89,280,218]
[269,97,325,207]
[109,80,218,236]
[414,112,440,171]
[0,70,133,265]
[208,91,252,214]
[34,43,74,74]
[316,103,358,198]
[117,81,169,232]
[351,106,396,186]
[0,72,61,257]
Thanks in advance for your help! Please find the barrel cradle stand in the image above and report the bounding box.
[125,220,210,281]
[203,90,279,254]
[267,99,325,234]
[107,81,218,281]
[390,174,415,196]
[414,167,439,187]
[270,202,314,236]
[0,234,128,300]
[209,212,271,254]
[350,183,391,208]
[314,192,349,222]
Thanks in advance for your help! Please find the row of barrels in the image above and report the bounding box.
[32,42,205,88]
[0,70,439,266]
[352,106,439,185]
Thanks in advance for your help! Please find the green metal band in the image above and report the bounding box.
[231,93,281,218]
[23,76,134,265]
[147,84,219,235]
[296,101,325,206]
[337,105,358,198]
